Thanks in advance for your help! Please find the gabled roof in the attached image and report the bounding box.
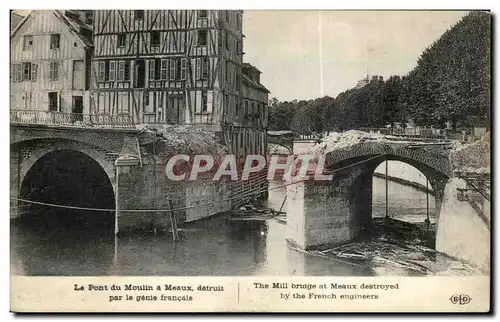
[11,10,92,48]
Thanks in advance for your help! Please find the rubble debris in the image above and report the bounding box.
[309,130,447,156]
[228,202,285,222]
[136,124,228,158]
[290,217,484,276]
[450,132,490,174]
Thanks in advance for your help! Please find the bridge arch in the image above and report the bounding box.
[11,138,117,233]
[321,142,452,246]
[325,142,452,180]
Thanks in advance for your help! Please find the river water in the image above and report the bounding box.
[11,172,447,276]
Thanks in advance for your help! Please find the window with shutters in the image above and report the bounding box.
[169,60,176,81]
[109,61,116,81]
[197,30,207,46]
[151,31,160,47]
[160,59,168,80]
[49,62,59,81]
[23,35,33,51]
[98,61,105,81]
[117,33,126,47]
[118,61,125,80]
[180,58,187,80]
[50,34,60,49]
[202,57,209,79]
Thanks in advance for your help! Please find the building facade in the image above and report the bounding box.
[231,63,269,157]
[90,10,268,157]
[10,10,93,114]
[91,10,243,129]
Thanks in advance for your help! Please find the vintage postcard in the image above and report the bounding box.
[9,8,491,313]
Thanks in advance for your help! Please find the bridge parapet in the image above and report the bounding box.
[10,110,135,129]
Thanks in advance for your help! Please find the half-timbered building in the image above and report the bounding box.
[91,10,243,129]
[10,10,93,113]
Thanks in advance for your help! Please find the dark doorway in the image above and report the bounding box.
[72,96,83,123]
[48,92,58,111]
[135,59,146,88]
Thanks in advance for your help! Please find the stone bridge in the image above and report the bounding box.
[286,137,490,269]
[10,123,234,235]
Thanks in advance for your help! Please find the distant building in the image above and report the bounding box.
[238,63,270,156]
[10,10,93,113]
[355,75,383,89]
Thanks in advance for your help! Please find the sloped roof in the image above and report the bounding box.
[242,74,270,94]
[10,12,24,31]
[11,10,92,48]
[243,62,262,74]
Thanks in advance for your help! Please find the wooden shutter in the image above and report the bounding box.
[149,60,155,80]
[30,63,37,81]
[109,61,116,81]
[195,58,201,80]
[195,90,201,113]
[169,59,176,81]
[180,58,187,80]
[98,61,105,81]
[206,90,213,113]
[161,59,168,79]
[118,61,125,81]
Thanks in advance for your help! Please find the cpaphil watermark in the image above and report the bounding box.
[164,154,333,182]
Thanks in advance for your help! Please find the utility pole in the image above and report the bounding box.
[385,157,389,218]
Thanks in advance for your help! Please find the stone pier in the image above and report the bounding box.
[286,166,373,250]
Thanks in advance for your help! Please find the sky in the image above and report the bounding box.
[13,10,469,101]
[243,10,469,101]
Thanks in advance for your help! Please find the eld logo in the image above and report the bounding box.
[450,294,472,305]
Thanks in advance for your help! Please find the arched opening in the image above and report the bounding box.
[18,149,115,235]
[371,160,436,247]
[373,160,435,221]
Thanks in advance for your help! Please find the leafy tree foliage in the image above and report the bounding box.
[268,12,490,133]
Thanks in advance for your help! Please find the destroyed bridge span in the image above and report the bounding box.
[10,113,489,268]
[286,135,490,270]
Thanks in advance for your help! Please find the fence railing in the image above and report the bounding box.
[357,127,473,142]
[10,110,135,128]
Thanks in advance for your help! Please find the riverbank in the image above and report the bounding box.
[372,173,434,195]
